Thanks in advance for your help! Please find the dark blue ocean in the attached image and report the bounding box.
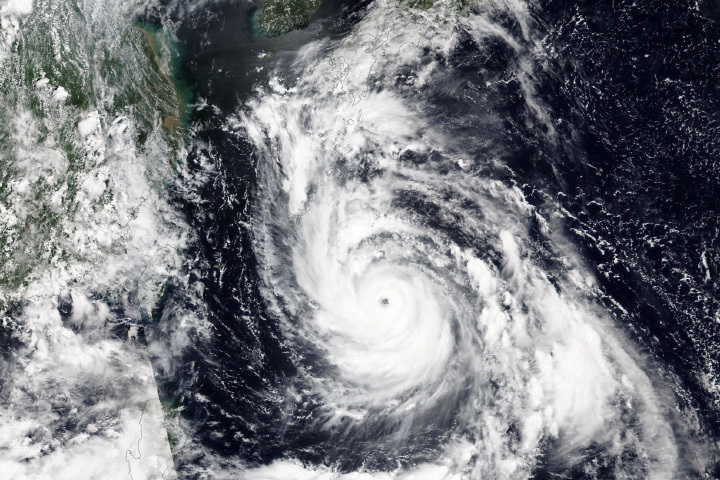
[142,1,720,477]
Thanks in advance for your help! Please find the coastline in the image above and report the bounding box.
[133,22,193,139]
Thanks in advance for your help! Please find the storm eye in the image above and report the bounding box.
[381,298,390,306]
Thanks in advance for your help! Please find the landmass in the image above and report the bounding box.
[255,0,323,36]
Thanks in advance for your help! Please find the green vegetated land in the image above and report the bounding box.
[0,2,189,314]
[254,0,483,37]
[133,22,193,140]
[255,0,323,36]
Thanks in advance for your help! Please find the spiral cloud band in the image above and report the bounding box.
[230,0,705,478]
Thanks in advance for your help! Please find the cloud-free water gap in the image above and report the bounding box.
[4,0,720,478]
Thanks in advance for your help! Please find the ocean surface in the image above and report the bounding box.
[1,0,720,478]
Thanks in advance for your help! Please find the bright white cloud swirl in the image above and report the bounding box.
[236,0,708,478]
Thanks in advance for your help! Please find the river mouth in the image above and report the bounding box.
[2,0,719,478]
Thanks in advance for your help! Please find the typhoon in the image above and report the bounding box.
[1,0,720,479]
[236,1,708,477]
